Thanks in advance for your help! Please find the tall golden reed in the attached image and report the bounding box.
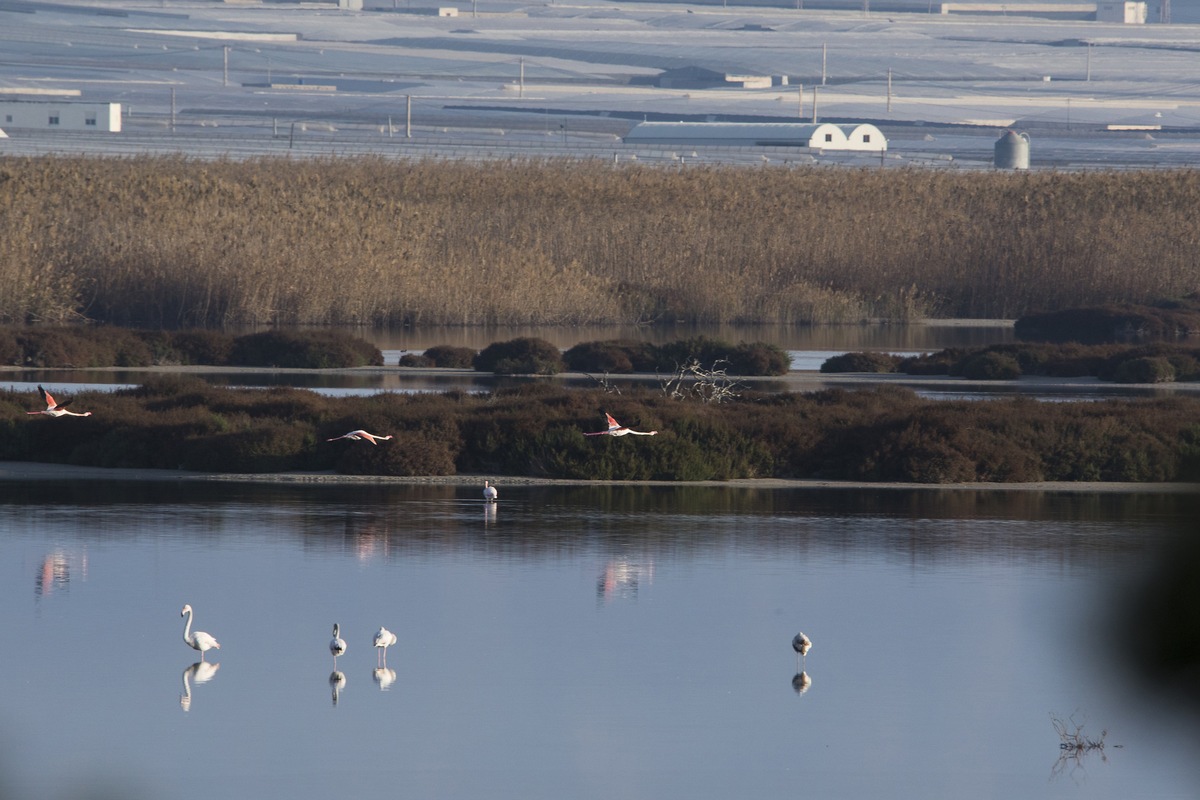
[0,156,1196,327]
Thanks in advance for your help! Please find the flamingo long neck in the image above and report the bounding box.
[183,609,194,645]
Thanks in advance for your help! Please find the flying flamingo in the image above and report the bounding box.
[583,412,657,437]
[330,623,347,667]
[180,604,221,661]
[374,626,397,666]
[27,385,92,417]
[792,632,812,670]
[326,430,393,444]
[483,480,498,502]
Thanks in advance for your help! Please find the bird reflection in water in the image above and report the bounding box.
[791,671,813,696]
[484,501,497,527]
[373,667,397,691]
[597,559,654,603]
[180,661,220,712]
[330,671,347,706]
[35,548,86,600]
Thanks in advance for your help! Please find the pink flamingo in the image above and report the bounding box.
[584,412,657,437]
[326,430,393,445]
[27,385,92,417]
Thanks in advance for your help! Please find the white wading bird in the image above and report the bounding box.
[374,626,397,666]
[330,623,347,666]
[792,632,812,670]
[583,412,657,437]
[483,480,498,502]
[326,430,393,444]
[27,385,92,417]
[181,604,221,661]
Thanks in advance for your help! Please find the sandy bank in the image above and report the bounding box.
[2,461,1196,494]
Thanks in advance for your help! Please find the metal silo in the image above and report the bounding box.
[994,130,1030,169]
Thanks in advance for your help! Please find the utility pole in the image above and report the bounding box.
[170,87,176,132]
[406,95,412,138]
[223,45,229,87]
[821,43,827,85]
[797,83,803,118]
[1086,43,1092,82]
[519,58,525,99]
[812,85,818,123]
[887,68,892,113]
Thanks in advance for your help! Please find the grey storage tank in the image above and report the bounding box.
[994,130,1031,169]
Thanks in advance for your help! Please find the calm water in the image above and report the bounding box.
[1,480,1198,800]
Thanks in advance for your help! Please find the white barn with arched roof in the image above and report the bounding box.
[623,122,886,152]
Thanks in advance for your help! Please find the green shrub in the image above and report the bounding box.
[1112,356,1176,384]
[168,330,236,365]
[959,351,1022,380]
[473,337,563,375]
[820,352,902,373]
[563,341,638,373]
[726,342,791,376]
[1015,301,1200,344]
[419,345,476,369]
[397,353,433,367]
[228,330,382,368]
[899,349,963,375]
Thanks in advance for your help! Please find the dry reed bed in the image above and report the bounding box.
[2,156,1198,327]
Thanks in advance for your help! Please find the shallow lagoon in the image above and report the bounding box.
[1,479,1198,800]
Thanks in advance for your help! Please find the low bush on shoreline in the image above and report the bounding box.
[1015,297,1200,344]
[0,326,382,368]
[822,342,1200,383]
[3,381,1198,483]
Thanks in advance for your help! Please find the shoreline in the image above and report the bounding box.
[2,461,1196,494]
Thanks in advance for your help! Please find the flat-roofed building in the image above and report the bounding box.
[0,100,121,132]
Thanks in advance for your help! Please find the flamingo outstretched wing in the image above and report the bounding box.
[583,412,657,437]
[583,412,622,436]
[327,429,393,444]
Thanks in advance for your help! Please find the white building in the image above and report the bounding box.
[0,100,121,133]
[1096,1,1147,22]
[623,122,887,152]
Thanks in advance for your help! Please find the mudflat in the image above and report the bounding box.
[3,461,1196,494]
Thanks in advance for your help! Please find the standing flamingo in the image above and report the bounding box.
[330,623,347,667]
[374,626,397,666]
[27,385,92,417]
[792,632,812,670]
[583,412,657,437]
[483,480,498,502]
[326,430,393,444]
[180,604,221,661]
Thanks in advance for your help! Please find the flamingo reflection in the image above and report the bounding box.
[373,667,397,691]
[791,671,812,696]
[180,661,220,711]
[330,671,346,706]
[35,551,71,598]
[597,559,655,603]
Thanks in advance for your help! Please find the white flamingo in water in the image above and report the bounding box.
[583,412,657,437]
[326,430,393,445]
[330,623,347,667]
[27,385,92,417]
[792,632,812,670]
[374,626,397,666]
[483,480,498,502]
[181,604,221,661]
